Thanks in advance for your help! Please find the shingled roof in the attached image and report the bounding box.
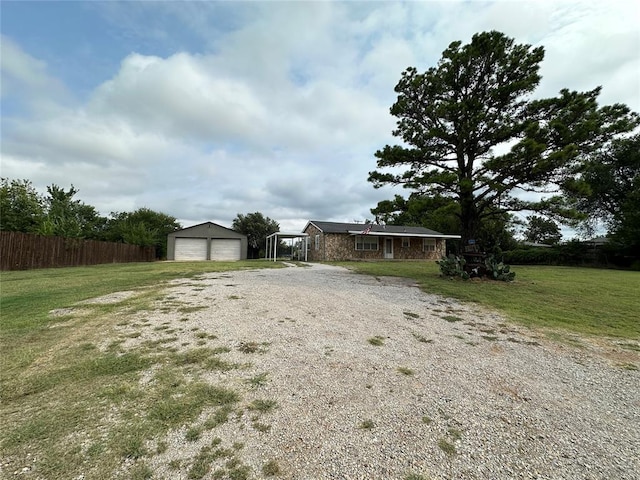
[305,221,459,238]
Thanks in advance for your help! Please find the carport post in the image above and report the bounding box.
[272,233,277,261]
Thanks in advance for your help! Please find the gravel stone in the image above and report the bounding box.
[116,263,639,480]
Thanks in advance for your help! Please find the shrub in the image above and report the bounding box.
[436,255,469,280]
[484,255,515,282]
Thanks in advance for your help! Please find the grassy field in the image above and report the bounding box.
[336,261,640,340]
[1,260,285,480]
[1,260,638,479]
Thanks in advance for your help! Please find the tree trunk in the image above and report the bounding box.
[459,187,486,275]
[459,186,480,249]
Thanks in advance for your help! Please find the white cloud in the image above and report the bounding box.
[1,1,638,235]
[0,35,70,113]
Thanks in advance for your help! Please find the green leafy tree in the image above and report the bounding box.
[38,184,106,238]
[371,193,518,253]
[568,134,640,256]
[0,178,45,233]
[105,208,180,259]
[232,212,279,259]
[371,193,460,234]
[524,215,562,245]
[368,31,638,249]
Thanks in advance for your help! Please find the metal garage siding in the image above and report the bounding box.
[174,238,208,260]
[210,239,241,261]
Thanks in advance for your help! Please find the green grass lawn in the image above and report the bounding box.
[0,260,637,479]
[335,261,640,339]
[0,260,283,480]
[1,260,282,335]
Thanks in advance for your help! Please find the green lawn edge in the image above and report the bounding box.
[332,261,640,339]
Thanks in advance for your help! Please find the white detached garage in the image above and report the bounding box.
[167,222,248,261]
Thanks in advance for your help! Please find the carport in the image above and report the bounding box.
[265,232,309,262]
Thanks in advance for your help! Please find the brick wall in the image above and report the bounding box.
[302,224,446,261]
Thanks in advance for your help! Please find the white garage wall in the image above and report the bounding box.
[174,238,208,260]
[210,239,241,261]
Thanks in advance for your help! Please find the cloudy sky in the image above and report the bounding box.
[2,1,638,232]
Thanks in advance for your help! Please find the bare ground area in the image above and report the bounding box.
[41,264,640,479]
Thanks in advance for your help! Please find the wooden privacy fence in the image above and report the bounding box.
[0,231,155,270]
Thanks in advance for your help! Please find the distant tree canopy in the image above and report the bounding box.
[371,193,519,253]
[104,208,181,259]
[0,178,45,233]
[38,184,106,239]
[567,134,640,253]
[232,212,279,259]
[1,178,181,258]
[524,215,562,245]
[369,31,639,251]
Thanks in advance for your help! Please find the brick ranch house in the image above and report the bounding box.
[303,221,461,262]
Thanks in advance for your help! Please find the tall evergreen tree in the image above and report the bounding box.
[369,31,638,249]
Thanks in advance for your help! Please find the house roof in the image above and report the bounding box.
[304,221,460,239]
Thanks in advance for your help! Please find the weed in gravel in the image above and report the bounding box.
[227,463,251,480]
[186,427,202,442]
[156,441,168,454]
[228,295,242,300]
[448,427,463,441]
[188,443,236,479]
[130,463,153,480]
[252,421,272,433]
[438,438,457,456]
[422,415,432,425]
[116,428,148,459]
[359,419,375,430]
[404,311,420,319]
[248,399,278,413]
[442,315,463,323]
[169,459,182,470]
[397,367,415,376]
[179,306,209,313]
[237,341,269,354]
[367,336,385,346]
[405,474,429,480]
[412,333,433,343]
[263,459,281,476]
[481,335,499,341]
[204,405,235,429]
[246,372,269,388]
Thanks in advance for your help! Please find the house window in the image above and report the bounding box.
[315,234,320,250]
[402,237,410,248]
[355,235,379,251]
[423,238,436,252]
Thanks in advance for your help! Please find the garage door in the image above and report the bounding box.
[174,238,207,260]
[210,239,241,261]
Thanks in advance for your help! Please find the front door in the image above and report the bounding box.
[384,238,394,259]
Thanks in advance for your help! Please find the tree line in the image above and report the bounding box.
[0,179,180,259]
[1,178,281,261]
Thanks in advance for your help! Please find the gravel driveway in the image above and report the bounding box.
[121,263,639,480]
